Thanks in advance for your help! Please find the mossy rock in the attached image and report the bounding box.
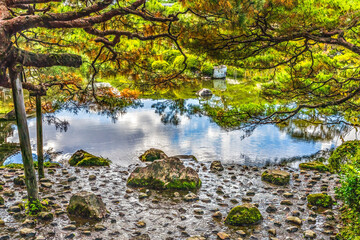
[69,150,111,167]
[307,193,333,208]
[67,191,107,220]
[14,176,25,186]
[128,157,201,190]
[139,148,167,162]
[328,140,360,172]
[299,161,329,172]
[225,204,262,226]
[261,169,290,186]
[0,196,4,205]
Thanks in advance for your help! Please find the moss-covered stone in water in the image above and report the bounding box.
[307,193,333,208]
[328,140,360,172]
[69,150,111,167]
[299,161,329,172]
[139,148,167,162]
[127,157,201,190]
[0,196,4,205]
[225,204,262,226]
[261,169,290,186]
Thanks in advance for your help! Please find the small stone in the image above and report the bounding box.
[212,211,222,218]
[280,200,293,206]
[286,216,302,225]
[268,229,276,236]
[63,225,76,230]
[94,224,106,231]
[304,230,316,239]
[139,193,148,199]
[211,161,224,171]
[236,230,246,237]
[8,206,21,213]
[40,182,52,188]
[20,228,36,237]
[89,175,96,181]
[67,177,77,182]
[183,193,199,202]
[266,205,277,213]
[194,209,204,215]
[3,190,14,197]
[286,226,299,233]
[283,192,293,198]
[217,232,230,239]
[135,221,146,228]
[37,212,54,221]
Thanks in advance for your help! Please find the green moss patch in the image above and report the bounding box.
[0,196,4,205]
[307,193,333,208]
[69,150,111,167]
[225,204,262,226]
[299,161,329,172]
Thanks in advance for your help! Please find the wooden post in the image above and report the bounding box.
[10,67,39,203]
[36,94,44,179]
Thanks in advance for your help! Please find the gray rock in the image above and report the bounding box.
[67,191,107,220]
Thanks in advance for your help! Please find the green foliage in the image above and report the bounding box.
[152,60,169,71]
[328,141,360,172]
[201,62,214,76]
[24,199,46,216]
[1,162,61,169]
[337,165,360,211]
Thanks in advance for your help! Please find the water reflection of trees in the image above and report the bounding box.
[45,99,143,132]
[0,121,20,164]
[151,99,201,125]
[276,118,357,143]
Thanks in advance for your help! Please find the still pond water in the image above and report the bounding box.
[4,98,359,167]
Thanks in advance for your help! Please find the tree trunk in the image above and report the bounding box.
[10,68,39,203]
[36,94,44,180]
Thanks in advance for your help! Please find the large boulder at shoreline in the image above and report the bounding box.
[127,157,201,190]
[225,203,262,226]
[261,169,290,186]
[69,150,111,167]
[307,193,333,208]
[139,148,167,162]
[67,191,107,220]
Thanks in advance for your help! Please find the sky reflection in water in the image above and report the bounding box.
[5,99,357,167]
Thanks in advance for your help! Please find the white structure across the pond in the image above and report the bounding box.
[213,65,227,79]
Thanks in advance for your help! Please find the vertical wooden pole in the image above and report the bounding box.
[10,68,39,203]
[36,94,44,180]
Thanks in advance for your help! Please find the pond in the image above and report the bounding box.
[3,98,359,167]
